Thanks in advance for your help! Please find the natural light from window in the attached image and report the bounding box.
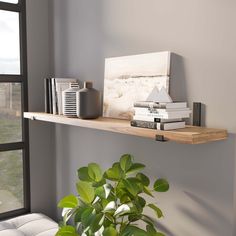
[0,10,20,74]
[0,0,18,3]
[0,150,23,214]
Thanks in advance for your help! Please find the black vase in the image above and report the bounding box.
[77,81,101,119]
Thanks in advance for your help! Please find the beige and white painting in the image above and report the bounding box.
[103,51,171,120]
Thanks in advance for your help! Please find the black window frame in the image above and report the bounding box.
[0,0,30,220]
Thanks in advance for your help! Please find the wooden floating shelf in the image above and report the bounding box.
[24,112,228,145]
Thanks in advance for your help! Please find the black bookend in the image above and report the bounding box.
[193,102,202,126]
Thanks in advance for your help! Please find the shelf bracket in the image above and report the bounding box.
[30,116,36,120]
[155,135,168,142]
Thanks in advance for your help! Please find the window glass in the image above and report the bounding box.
[0,150,23,213]
[0,10,20,74]
[0,83,22,143]
[0,0,18,3]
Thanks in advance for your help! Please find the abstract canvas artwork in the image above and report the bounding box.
[103,51,171,120]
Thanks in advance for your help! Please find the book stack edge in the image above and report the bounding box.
[131,101,191,131]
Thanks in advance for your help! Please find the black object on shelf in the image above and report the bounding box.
[77,81,101,119]
[193,102,202,126]
[156,135,168,142]
[44,78,50,113]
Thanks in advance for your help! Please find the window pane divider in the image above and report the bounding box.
[0,142,24,151]
[0,75,23,82]
[0,208,29,221]
[0,2,21,12]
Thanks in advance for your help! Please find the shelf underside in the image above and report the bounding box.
[24,112,228,144]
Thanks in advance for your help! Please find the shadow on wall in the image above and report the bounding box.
[178,191,231,235]
[151,133,236,236]
[170,53,188,103]
[170,53,208,126]
[55,124,236,236]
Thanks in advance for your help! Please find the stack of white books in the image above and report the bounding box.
[131,101,191,131]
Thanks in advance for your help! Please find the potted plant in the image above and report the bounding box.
[56,154,169,236]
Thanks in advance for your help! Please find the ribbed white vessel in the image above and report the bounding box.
[62,82,80,117]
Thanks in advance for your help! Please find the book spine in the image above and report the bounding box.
[131,120,157,129]
[160,123,165,130]
[134,107,190,115]
[44,78,50,113]
[56,83,62,115]
[134,102,166,109]
[136,111,191,118]
[157,121,186,130]
[52,78,58,115]
[134,102,187,109]
[48,79,53,114]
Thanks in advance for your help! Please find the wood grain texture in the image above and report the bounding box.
[24,112,228,144]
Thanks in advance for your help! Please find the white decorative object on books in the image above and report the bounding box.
[146,87,173,103]
[62,82,80,117]
[103,51,171,120]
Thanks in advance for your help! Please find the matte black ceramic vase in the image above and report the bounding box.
[77,81,101,119]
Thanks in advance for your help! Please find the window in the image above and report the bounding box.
[0,0,29,220]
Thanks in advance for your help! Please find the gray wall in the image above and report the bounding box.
[27,0,236,235]
[26,0,56,219]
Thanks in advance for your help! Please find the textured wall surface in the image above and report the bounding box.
[27,0,236,234]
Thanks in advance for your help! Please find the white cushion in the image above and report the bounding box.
[0,213,58,236]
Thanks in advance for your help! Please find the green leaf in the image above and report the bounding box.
[143,186,154,197]
[95,186,105,199]
[146,225,157,234]
[58,195,78,208]
[88,163,103,182]
[104,212,115,223]
[77,167,92,182]
[127,177,143,193]
[116,181,127,196]
[132,197,145,214]
[103,226,118,236]
[120,154,133,172]
[74,206,87,223]
[122,179,140,197]
[121,225,148,236]
[76,181,95,203]
[153,179,169,192]
[56,226,78,236]
[128,214,141,222]
[92,178,106,187]
[120,194,131,204]
[126,163,145,175]
[90,213,104,232]
[136,173,150,186]
[155,233,165,236]
[137,196,146,208]
[141,214,155,227]
[81,207,95,227]
[148,204,163,218]
[104,163,124,181]
[146,225,165,236]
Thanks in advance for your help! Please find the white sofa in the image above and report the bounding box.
[0,213,58,236]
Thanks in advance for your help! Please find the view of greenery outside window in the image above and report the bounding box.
[0,0,29,219]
